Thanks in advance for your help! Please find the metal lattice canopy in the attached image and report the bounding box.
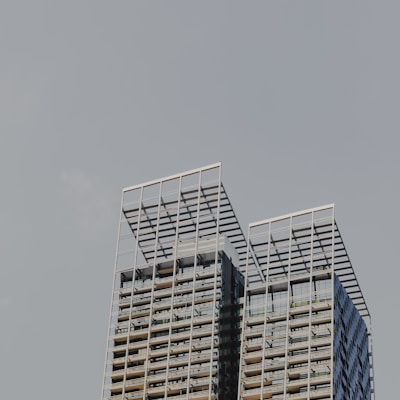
[246,204,371,320]
[121,163,249,272]
[119,166,370,320]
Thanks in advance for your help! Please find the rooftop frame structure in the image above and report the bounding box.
[245,205,370,319]
[102,164,374,400]
[120,163,248,269]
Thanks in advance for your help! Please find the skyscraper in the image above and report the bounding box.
[101,163,374,400]
[239,206,374,400]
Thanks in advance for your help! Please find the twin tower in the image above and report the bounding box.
[101,163,374,400]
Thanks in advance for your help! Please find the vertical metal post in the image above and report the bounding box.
[164,176,182,399]
[208,164,222,399]
[330,206,335,400]
[142,182,163,399]
[101,190,125,400]
[282,216,293,399]
[307,210,315,397]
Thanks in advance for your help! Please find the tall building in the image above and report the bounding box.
[239,206,374,400]
[101,163,374,400]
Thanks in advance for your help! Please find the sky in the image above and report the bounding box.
[0,1,398,398]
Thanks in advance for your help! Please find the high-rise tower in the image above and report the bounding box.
[101,163,374,400]
[238,205,374,400]
[101,164,247,400]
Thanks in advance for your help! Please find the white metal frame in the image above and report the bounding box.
[102,165,375,400]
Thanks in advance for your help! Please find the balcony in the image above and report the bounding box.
[242,348,331,376]
[106,391,143,400]
[146,377,210,397]
[149,339,212,359]
[149,325,217,346]
[170,390,216,400]
[111,364,146,379]
[245,300,332,330]
[241,374,331,399]
[242,360,331,387]
[118,305,151,321]
[151,314,214,332]
[148,351,217,370]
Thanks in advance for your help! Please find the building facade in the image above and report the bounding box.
[238,206,373,400]
[101,163,374,400]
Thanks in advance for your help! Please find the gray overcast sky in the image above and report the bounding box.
[0,1,397,398]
